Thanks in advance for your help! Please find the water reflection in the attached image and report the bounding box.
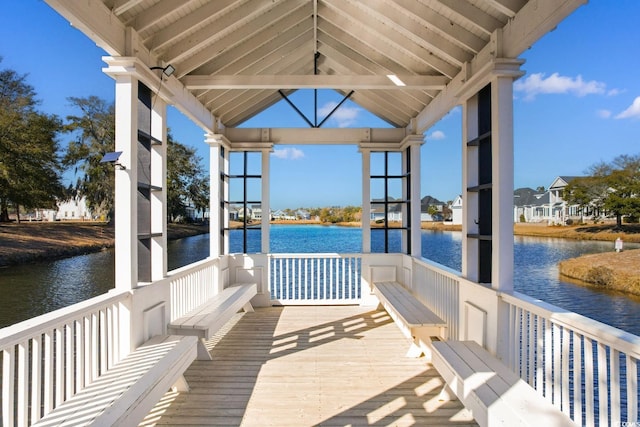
[0,250,115,327]
[2,229,640,337]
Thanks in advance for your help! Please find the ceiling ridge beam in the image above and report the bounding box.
[183,75,449,90]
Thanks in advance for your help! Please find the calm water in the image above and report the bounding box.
[2,225,639,336]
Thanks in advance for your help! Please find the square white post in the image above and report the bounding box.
[206,134,226,258]
[360,148,371,253]
[491,75,515,293]
[114,75,138,291]
[408,139,422,257]
[150,98,167,281]
[461,96,479,282]
[261,147,271,254]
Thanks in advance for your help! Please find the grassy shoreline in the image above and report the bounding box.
[2,221,640,297]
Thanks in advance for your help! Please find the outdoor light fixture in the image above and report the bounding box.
[100,151,126,170]
[386,74,406,87]
[150,64,175,77]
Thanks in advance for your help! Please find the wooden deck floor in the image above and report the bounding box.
[140,306,477,426]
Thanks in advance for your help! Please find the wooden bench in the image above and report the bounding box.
[168,283,257,360]
[431,340,575,427]
[34,334,197,427]
[373,281,447,359]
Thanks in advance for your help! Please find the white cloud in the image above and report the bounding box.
[514,72,606,100]
[428,130,446,140]
[317,102,361,127]
[615,96,640,119]
[597,109,612,119]
[272,147,305,160]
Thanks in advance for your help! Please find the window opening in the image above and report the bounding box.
[370,150,411,253]
[223,151,262,254]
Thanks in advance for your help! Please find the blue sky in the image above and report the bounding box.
[1,1,639,210]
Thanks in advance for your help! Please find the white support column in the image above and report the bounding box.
[150,98,167,281]
[206,134,227,258]
[491,76,515,292]
[408,139,422,257]
[461,96,479,282]
[261,147,271,254]
[114,75,138,291]
[361,148,371,253]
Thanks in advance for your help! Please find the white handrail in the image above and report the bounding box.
[167,257,218,321]
[1,290,130,426]
[410,257,461,340]
[501,290,640,426]
[269,253,362,304]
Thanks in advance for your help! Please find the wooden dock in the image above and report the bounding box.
[140,306,477,426]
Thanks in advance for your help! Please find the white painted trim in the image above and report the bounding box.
[114,75,138,291]
[182,74,448,89]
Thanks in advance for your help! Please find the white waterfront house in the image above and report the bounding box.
[3,2,636,427]
[36,195,93,222]
[513,176,604,224]
[451,195,463,225]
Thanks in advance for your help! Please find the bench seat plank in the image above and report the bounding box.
[432,340,575,427]
[33,335,197,427]
[168,284,257,338]
[168,283,257,360]
[373,281,446,358]
[374,282,445,327]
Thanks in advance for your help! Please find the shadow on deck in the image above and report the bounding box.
[140,306,477,426]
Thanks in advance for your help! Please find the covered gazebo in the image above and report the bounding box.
[8,1,636,426]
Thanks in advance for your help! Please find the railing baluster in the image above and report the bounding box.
[573,333,583,426]
[597,341,609,426]
[584,337,595,427]
[74,319,83,393]
[32,335,42,423]
[627,355,638,422]
[322,258,327,299]
[17,342,28,426]
[552,323,561,407]
[528,312,536,386]
[55,327,63,407]
[561,326,570,415]
[544,319,552,400]
[83,317,91,387]
[65,323,72,400]
[44,330,53,416]
[3,347,15,427]
[610,349,620,424]
[536,315,544,392]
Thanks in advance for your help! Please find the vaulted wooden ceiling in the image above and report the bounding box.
[44,0,585,133]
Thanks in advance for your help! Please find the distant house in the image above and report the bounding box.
[296,210,311,220]
[514,176,588,224]
[38,196,93,221]
[251,205,262,221]
[369,204,402,222]
[420,195,445,222]
[451,195,463,225]
[513,187,547,223]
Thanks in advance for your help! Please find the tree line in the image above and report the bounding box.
[564,154,640,226]
[0,60,208,223]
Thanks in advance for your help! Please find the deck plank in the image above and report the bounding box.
[140,306,477,427]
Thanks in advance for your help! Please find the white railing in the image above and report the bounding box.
[410,257,461,340]
[502,291,640,427]
[269,254,362,304]
[0,290,130,427]
[168,257,218,321]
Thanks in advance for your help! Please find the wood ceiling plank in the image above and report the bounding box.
[173,1,310,77]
